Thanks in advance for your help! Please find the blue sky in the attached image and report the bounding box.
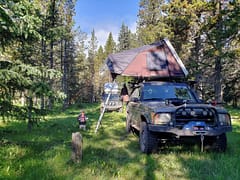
[74,0,139,46]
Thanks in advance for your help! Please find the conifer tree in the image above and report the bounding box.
[118,23,131,51]
[104,32,116,56]
[137,0,170,45]
[72,28,88,102]
[61,0,76,109]
[0,0,72,126]
[200,0,240,102]
[87,29,98,102]
[94,46,106,100]
[136,0,239,105]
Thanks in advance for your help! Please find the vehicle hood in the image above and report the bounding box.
[142,101,228,113]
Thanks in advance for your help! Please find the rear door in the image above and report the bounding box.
[127,86,141,129]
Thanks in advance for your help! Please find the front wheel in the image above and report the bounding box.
[139,121,157,154]
[204,133,227,152]
[213,133,227,152]
[126,114,131,133]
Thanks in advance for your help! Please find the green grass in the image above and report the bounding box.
[0,104,240,180]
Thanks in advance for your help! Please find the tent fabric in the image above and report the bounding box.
[106,38,188,79]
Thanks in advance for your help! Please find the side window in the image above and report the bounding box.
[175,88,189,99]
[142,87,154,99]
[131,88,140,99]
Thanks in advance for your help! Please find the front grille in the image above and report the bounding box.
[108,101,116,106]
[175,107,216,128]
[108,101,121,106]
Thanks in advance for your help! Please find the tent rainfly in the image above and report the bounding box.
[106,38,188,79]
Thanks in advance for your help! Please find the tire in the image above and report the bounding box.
[139,121,157,154]
[213,133,227,152]
[118,107,123,113]
[126,114,131,133]
[204,133,227,152]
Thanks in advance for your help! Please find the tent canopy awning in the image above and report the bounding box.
[106,38,188,79]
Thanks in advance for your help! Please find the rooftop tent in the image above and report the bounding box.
[106,38,188,79]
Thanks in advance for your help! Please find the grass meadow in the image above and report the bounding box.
[0,103,240,180]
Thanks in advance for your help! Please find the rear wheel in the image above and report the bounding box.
[139,121,157,154]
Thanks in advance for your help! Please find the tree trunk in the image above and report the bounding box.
[232,96,238,108]
[27,97,33,131]
[62,40,69,110]
[48,0,56,110]
[214,56,222,103]
[214,0,223,103]
[41,96,45,112]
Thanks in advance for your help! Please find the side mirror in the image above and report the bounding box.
[206,100,220,106]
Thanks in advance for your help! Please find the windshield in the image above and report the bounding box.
[142,83,196,102]
[102,94,120,101]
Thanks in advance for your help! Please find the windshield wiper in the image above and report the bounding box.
[144,98,164,101]
[165,98,197,105]
[165,98,183,101]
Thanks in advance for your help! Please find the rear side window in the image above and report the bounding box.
[131,88,140,99]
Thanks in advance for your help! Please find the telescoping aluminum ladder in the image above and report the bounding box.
[95,82,116,133]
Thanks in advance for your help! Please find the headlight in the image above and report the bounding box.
[218,113,231,126]
[152,113,171,125]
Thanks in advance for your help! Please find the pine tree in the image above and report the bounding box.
[200,0,240,102]
[104,32,116,56]
[136,0,239,105]
[118,23,131,51]
[61,0,76,109]
[87,29,98,102]
[137,0,170,44]
[72,28,88,102]
[0,0,70,127]
[94,46,106,100]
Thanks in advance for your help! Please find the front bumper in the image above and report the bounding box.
[101,101,122,111]
[105,105,122,111]
[148,124,232,137]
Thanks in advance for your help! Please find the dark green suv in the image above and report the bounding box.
[126,81,232,153]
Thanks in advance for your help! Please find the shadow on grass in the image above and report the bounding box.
[0,105,88,178]
[173,127,240,179]
[84,109,240,179]
[1,104,240,179]
[0,104,143,179]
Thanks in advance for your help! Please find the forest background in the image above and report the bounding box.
[0,0,239,129]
